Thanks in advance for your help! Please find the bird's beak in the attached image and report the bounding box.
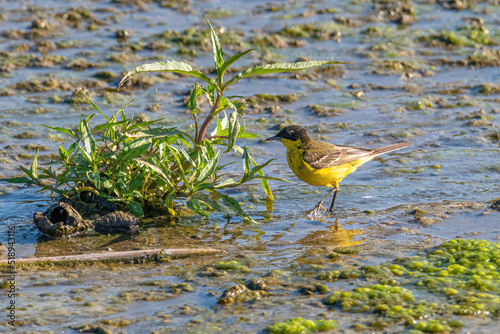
[265,135,281,142]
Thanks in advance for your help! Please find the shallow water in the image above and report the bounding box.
[1,0,500,333]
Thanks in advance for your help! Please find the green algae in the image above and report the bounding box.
[324,284,422,316]
[279,22,348,40]
[251,34,305,49]
[299,283,330,295]
[13,131,39,139]
[318,239,500,331]
[405,99,434,111]
[421,29,497,47]
[170,283,194,293]
[242,93,300,115]
[68,86,93,104]
[414,319,463,333]
[218,283,272,305]
[25,143,51,151]
[308,104,343,117]
[457,110,495,127]
[157,26,245,52]
[478,83,500,95]
[101,318,131,327]
[268,317,337,334]
[253,93,299,103]
[14,78,73,93]
[432,48,500,68]
[371,60,423,76]
[204,9,237,19]
[215,260,250,273]
[333,246,359,255]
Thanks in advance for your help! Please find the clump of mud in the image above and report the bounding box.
[491,199,500,211]
[34,202,93,237]
[373,0,417,25]
[34,197,138,237]
[94,211,139,233]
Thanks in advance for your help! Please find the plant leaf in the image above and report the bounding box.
[86,170,101,189]
[116,138,151,163]
[2,177,33,184]
[43,125,76,138]
[31,149,39,179]
[59,146,69,163]
[216,191,255,222]
[117,60,220,92]
[250,175,292,183]
[92,121,126,134]
[242,146,251,175]
[211,114,224,138]
[81,118,96,160]
[225,111,240,153]
[205,18,225,72]
[127,200,144,217]
[128,170,146,193]
[247,158,273,178]
[224,60,352,90]
[237,132,258,139]
[165,191,176,216]
[89,99,109,121]
[219,49,253,79]
[206,81,217,106]
[70,138,92,164]
[197,149,220,184]
[186,198,210,217]
[216,96,231,113]
[213,178,239,189]
[134,158,173,188]
[187,83,204,114]
[193,193,223,211]
[234,145,278,201]
[166,146,192,191]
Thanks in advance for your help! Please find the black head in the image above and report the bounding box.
[265,125,310,142]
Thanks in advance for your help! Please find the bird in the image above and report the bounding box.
[265,125,411,216]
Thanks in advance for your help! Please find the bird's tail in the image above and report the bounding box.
[371,142,412,157]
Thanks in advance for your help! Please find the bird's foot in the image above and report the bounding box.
[307,203,326,217]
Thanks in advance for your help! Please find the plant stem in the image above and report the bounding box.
[197,114,213,144]
[196,93,221,144]
[193,114,199,144]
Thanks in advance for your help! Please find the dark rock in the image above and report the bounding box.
[246,278,267,291]
[491,199,500,211]
[218,284,248,305]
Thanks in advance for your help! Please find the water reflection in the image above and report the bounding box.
[297,219,363,248]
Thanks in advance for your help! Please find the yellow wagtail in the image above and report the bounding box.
[266,125,411,215]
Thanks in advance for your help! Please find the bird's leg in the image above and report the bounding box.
[328,188,339,213]
[308,188,338,216]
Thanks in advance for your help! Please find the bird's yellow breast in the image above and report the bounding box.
[281,139,373,188]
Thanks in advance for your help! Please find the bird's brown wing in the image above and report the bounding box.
[303,142,374,169]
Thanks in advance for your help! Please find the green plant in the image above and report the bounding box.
[3,19,348,219]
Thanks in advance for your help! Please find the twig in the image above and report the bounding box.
[0,248,222,264]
